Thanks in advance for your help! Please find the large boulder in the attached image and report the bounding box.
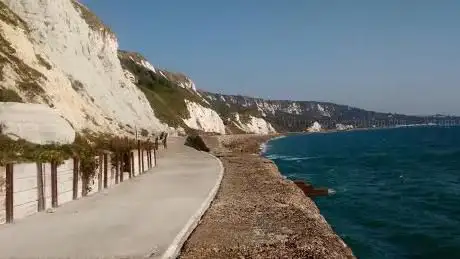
[0,103,75,144]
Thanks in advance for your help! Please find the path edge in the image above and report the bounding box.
[159,152,224,259]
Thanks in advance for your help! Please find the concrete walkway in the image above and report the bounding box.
[0,137,223,258]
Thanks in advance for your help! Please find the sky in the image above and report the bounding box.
[81,0,460,116]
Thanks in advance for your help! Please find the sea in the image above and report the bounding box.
[263,127,460,259]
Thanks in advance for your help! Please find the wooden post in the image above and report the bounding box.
[98,154,103,191]
[51,161,58,208]
[137,140,141,174]
[114,154,119,184]
[5,163,14,223]
[103,153,108,188]
[130,152,135,177]
[36,162,45,212]
[81,160,88,197]
[147,150,150,169]
[127,152,132,179]
[120,153,124,182]
[72,157,79,200]
[141,148,145,173]
[154,147,157,167]
[149,150,153,168]
[150,150,153,168]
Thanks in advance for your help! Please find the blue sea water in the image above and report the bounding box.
[263,127,460,259]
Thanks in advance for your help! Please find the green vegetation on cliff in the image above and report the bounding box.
[118,51,207,129]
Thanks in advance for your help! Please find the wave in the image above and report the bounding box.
[270,135,287,141]
[259,143,268,153]
[264,154,321,161]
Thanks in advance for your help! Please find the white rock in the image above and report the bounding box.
[232,113,276,134]
[317,104,331,117]
[182,100,226,134]
[0,103,75,144]
[308,121,322,132]
[336,124,354,131]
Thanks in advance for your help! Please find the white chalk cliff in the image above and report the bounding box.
[183,100,226,134]
[0,0,168,136]
[232,113,276,134]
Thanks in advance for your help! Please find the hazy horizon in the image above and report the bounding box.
[82,0,460,116]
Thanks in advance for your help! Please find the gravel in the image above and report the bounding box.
[179,134,355,259]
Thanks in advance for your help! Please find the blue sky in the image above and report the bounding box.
[81,0,460,115]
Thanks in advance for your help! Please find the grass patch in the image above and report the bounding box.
[71,0,114,37]
[0,31,47,101]
[36,54,52,70]
[0,88,23,102]
[0,2,29,31]
[203,93,261,124]
[70,77,84,92]
[140,128,149,137]
[119,51,209,130]
[17,81,45,99]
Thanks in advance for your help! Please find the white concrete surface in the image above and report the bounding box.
[0,137,222,258]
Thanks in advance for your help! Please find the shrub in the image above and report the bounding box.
[140,129,149,137]
[0,88,23,102]
[35,54,52,70]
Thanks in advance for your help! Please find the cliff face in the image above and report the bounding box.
[0,0,169,137]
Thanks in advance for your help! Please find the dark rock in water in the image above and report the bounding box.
[293,180,329,197]
[184,135,210,152]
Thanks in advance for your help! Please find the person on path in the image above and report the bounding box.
[154,136,159,151]
[162,133,168,149]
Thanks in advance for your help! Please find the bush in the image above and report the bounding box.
[0,88,23,102]
[184,135,210,152]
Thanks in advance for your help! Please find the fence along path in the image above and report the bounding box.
[0,141,156,224]
[0,136,223,258]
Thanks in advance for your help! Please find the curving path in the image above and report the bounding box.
[0,137,223,258]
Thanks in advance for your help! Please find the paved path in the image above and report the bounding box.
[0,137,223,258]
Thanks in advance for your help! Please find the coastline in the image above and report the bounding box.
[180,134,354,258]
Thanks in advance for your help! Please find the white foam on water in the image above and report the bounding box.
[270,135,287,141]
[328,188,337,195]
[264,155,321,161]
[259,143,268,154]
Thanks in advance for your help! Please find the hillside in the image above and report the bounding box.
[202,93,459,132]
[117,50,276,135]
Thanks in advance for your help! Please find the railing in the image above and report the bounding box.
[0,144,159,224]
